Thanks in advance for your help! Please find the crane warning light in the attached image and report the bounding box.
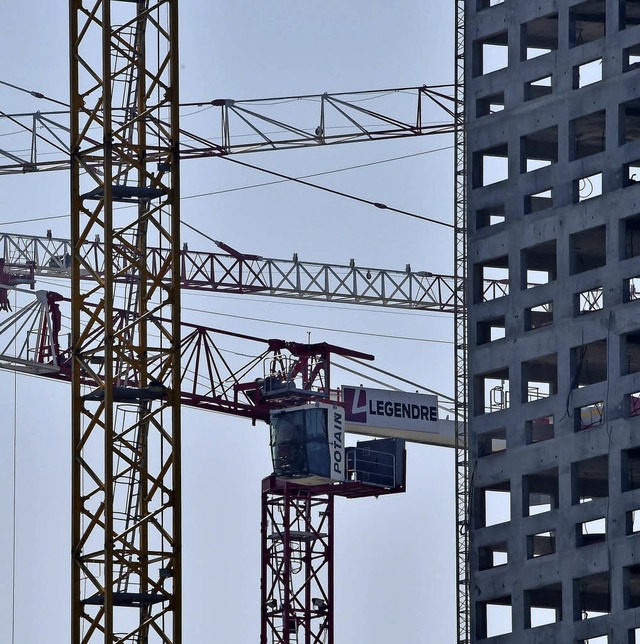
[269,403,346,485]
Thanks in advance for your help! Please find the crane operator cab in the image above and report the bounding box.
[270,402,406,489]
[270,403,346,485]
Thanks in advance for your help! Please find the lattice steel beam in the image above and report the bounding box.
[70,1,181,642]
[454,0,469,643]
[261,478,334,644]
[0,232,457,312]
[0,85,454,175]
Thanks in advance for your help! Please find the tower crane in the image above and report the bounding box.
[0,1,466,642]
[0,233,458,643]
[0,279,450,644]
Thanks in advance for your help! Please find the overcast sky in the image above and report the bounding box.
[0,2,457,642]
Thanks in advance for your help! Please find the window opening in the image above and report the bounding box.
[525,75,553,102]
[521,13,559,60]
[477,316,506,345]
[624,276,640,302]
[575,287,603,315]
[624,160,640,186]
[476,204,505,229]
[578,636,608,644]
[626,508,640,534]
[523,353,558,403]
[473,144,509,187]
[477,427,506,456]
[476,480,511,527]
[624,44,640,71]
[524,467,559,516]
[475,255,509,302]
[575,172,603,201]
[572,455,608,504]
[570,1,606,47]
[571,110,606,159]
[527,530,556,558]
[525,187,553,214]
[473,31,509,76]
[478,541,508,570]
[574,58,603,87]
[575,401,605,431]
[576,517,606,547]
[476,367,510,415]
[525,583,562,628]
[476,596,512,639]
[622,332,640,374]
[622,447,640,491]
[573,571,610,620]
[476,92,505,117]
[525,301,553,331]
[522,240,557,288]
[624,565,640,608]
[570,225,606,273]
[621,98,640,144]
[621,1,640,29]
[629,390,640,417]
[527,415,554,444]
[622,213,640,258]
[572,339,607,387]
[522,125,558,172]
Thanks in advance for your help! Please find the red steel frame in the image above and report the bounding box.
[261,478,334,644]
[260,467,406,644]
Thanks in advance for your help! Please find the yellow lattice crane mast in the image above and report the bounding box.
[70,1,181,641]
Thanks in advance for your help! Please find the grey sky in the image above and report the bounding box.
[0,3,456,642]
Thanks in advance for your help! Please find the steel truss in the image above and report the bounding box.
[0,85,454,175]
[0,289,63,374]
[261,479,334,644]
[0,232,457,312]
[453,0,468,643]
[70,1,181,642]
[260,474,404,644]
[180,85,454,158]
[0,288,373,421]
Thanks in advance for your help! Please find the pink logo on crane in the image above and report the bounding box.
[343,387,367,423]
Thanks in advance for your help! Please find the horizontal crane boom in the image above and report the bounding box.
[0,289,368,421]
[0,288,455,445]
[0,85,455,175]
[0,231,459,312]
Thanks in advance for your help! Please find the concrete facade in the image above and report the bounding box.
[467,1,640,642]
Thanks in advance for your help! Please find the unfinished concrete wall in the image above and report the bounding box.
[467,1,640,641]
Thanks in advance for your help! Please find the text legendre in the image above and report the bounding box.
[369,399,438,422]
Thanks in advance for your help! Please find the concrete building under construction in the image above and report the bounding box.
[467,0,640,641]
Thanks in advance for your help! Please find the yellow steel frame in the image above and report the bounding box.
[70,1,181,641]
